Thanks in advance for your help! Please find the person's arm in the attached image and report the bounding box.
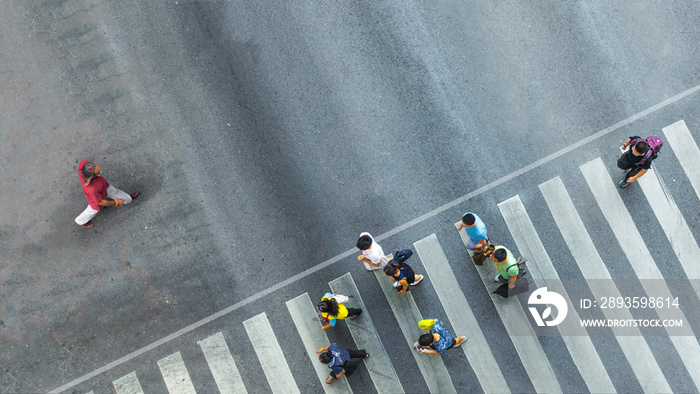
[321,323,332,331]
[508,275,517,289]
[418,348,441,355]
[99,199,124,206]
[621,138,632,150]
[316,346,329,354]
[626,169,648,183]
[456,222,466,231]
[477,239,488,251]
[358,255,380,267]
[397,279,409,295]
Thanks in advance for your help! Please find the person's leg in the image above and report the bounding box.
[445,338,457,350]
[347,348,369,359]
[107,185,132,204]
[617,153,632,169]
[494,274,507,283]
[624,167,643,181]
[346,308,362,317]
[75,205,100,226]
[465,237,479,249]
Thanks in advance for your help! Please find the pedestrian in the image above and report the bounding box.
[617,136,662,188]
[317,293,362,331]
[75,160,140,229]
[316,343,369,384]
[383,258,424,294]
[491,246,518,289]
[456,212,488,253]
[414,318,466,356]
[356,232,388,271]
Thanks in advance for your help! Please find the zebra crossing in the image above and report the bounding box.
[91,120,699,393]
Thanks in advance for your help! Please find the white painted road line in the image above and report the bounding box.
[197,332,248,394]
[373,255,457,394]
[48,85,700,394]
[638,167,700,295]
[413,235,510,394]
[286,293,353,394]
[329,272,404,394]
[243,313,300,394]
[498,195,617,394]
[112,371,144,394]
[663,120,700,201]
[454,227,561,394]
[157,352,196,394]
[539,176,671,393]
[581,157,700,391]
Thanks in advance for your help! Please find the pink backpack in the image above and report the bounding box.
[631,136,662,164]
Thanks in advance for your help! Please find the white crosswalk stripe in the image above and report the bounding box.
[329,272,405,394]
[198,332,248,394]
[499,195,618,394]
[663,119,700,201]
[286,293,353,394]
[112,371,144,394]
[413,235,511,394]
[372,254,457,394]
[539,176,672,392]
[243,312,300,394]
[454,226,562,393]
[637,167,700,295]
[581,157,700,391]
[157,352,196,394]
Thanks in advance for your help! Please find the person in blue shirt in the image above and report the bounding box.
[456,212,488,252]
[414,319,466,356]
[317,343,369,384]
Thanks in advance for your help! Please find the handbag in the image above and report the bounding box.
[472,243,498,266]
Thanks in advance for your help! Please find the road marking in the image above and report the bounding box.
[454,227,562,393]
[581,157,700,391]
[372,254,456,394]
[498,195,616,393]
[329,273,404,394]
[197,332,247,394]
[47,84,700,393]
[285,293,353,394]
[242,312,300,394]
[637,167,700,295]
[413,236,510,394]
[663,120,700,201]
[157,352,196,394]
[539,176,671,392]
[112,372,144,394]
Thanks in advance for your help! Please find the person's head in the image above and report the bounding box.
[319,351,333,364]
[462,213,476,227]
[383,263,398,277]
[317,299,339,316]
[633,141,648,156]
[81,161,100,185]
[418,333,434,347]
[356,234,373,251]
[491,248,507,263]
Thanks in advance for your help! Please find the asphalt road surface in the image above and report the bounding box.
[2,0,700,393]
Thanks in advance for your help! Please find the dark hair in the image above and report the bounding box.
[462,213,475,226]
[81,161,98,185]
[634,141,648,154]
[418,333,433,347]
[319,351,333,364]
[493,249,507,262]
[356,235,373,250]
[318,299,339,316]
[383,263,398,276]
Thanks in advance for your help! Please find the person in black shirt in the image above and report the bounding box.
[617,136,656,188]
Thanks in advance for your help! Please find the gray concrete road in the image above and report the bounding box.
[1,0,700,393]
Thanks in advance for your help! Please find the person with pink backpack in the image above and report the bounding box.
[617,135,663,188]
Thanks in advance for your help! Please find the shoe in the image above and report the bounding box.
[392,281,401,288]
[80,220,95,229]
[619,180,629,188]
[494,274,501,283]
[454,337,467,347]
[410,275,424,286]
[129,190,141,199]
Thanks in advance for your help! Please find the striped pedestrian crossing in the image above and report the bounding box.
[663,119,700,201]
[539,176,672,393]
[197,332,248,394]
[372,254,457,394]
[286,293,353,393]
[243,312,300,394]
[454,226,562,394]
[498,195,617,394]
[328,272,405,394]
[157,352,196,394]
[112,371,144,394]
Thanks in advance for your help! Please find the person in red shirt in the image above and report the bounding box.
[74,160,140,228]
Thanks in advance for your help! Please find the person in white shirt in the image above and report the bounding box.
[356,232,387,271]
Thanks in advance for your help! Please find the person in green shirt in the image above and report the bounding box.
[491,246,518,289]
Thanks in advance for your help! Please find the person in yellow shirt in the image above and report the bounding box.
[317,293,362,331]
